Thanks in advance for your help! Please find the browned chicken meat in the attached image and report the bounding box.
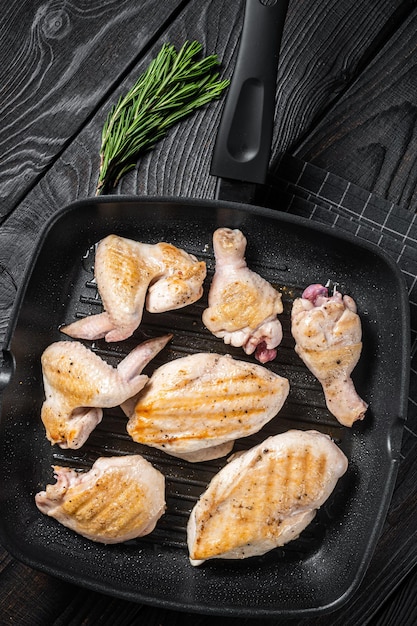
[202,228,283,363]
[61,234,206,342]
[291,284,368,427]
[35,455,165,543]
[41,334,171,449]
[123,352,290,462]
[187,429,348,565]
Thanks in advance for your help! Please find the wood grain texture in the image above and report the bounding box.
[295,6,417,212]
[1,0,408,219]
[269,0,410,162]
[0,0,185,219]
[371,567,417,625]
[1,1,417,625]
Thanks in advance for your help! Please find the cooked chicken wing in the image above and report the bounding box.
[123,352,289,462]
[41,334,171,449]
[202,228,283,363]
[61,234,206,342]
[187,429,348,565]
[291,284,368,427]
[35,455,165,543]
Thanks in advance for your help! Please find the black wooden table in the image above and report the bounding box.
[1,1,417,624]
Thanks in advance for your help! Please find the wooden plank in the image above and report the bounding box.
[0,0,186,219]
[295,7,417,212]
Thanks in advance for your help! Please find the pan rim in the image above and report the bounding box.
[0,194,411,618]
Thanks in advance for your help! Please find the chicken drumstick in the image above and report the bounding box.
[202,228,283,363]
[291,283,367,427]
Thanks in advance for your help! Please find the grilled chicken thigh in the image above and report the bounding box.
[62,234,206,342]
[291,284,367,427]
[202,228,283,363]
[187,429,348,565]
[123,352,290,462]
[35,455,165,543]
[41,334,171,449]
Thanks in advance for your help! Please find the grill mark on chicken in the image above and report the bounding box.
[205,279,280,331]
[61,235,206,342]
[124,353,289,461]
[130,411,279,444]
[202,228,283,363]
[41,335,171,449]
[103,241,157,310]
[132,402,274,443]
[35,456,166,543]
[44,353,102,405]
[187,430,348,563]
[62,474,147,537]
[195,448,330,558]
[134,372,275,413]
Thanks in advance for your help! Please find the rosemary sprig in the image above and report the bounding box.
[96,41,229,195]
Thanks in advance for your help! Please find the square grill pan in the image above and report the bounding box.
[0,197,410,618]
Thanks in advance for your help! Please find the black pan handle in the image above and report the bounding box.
[210,0,289,191]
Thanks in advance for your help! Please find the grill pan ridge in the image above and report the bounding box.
[0,197,409,618]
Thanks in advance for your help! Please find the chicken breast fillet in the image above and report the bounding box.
[187,429,348,565]
[291,284,368,427]
[35,455,165,544]
[123,353,290,462]
[202,228,283,363]
[62,234,206,342]
[41,334,171,449]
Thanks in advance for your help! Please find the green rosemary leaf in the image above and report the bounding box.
[96,41,229,194]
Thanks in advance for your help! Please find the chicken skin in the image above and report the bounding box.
[41,334,171,449]
[123,353,290,462]
[35,455,165,544]
[202,228,283,363]
[187,429,348,565]
[62,234,206,342]
[291,284,368,427]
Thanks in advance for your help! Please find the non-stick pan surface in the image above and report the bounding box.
[0,196,409,618]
